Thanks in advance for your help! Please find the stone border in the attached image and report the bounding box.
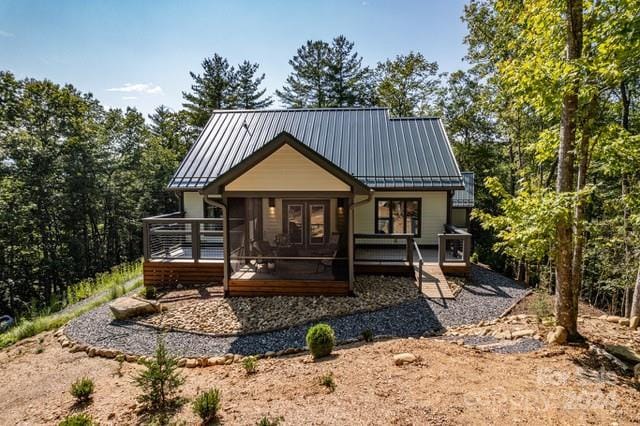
[56,325,438,368]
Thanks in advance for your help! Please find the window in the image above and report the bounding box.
[375,198,421,236]
[203,202,223,218]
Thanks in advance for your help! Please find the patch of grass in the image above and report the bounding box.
[192,388,221,424]
[140,286,158,300]
[65,261,142,306]
[70,377,95,402]
[242,356,258,375]
[306,323,335,359]
[58,413,94,426]
[0,279,143,349]
[319,372,336,392]
[361,329,374,342]
[257,415,284,426]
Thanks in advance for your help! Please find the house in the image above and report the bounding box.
[142,108,474,296]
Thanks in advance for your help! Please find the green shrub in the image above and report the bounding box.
[70,377,94,402]
[361,329,374,342]
[470,252,479,263]
[242,355,258,374]
[134,335,184,411]
[140,286,158,300]
[192,388,221,423]
[319,372,336,392]
[257,415,284,426]
[532,290,553,321]
[306,323,335,359]
[58,413,94,426]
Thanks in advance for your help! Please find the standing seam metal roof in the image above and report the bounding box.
[452,172,475,208]
[169,108,464,190]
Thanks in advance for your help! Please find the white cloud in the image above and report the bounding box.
[107,83,163,95]
[122,96,138,100]
[0,30,15,38]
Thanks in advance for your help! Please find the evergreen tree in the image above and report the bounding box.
[375,52,439,117]
[326,35,373,106]
[276,40,331,107]
[182,54,235,127]
[230,61,273,109]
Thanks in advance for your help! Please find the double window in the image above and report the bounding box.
[375,198,421,237]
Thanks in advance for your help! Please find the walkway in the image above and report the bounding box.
[417,263,455,299]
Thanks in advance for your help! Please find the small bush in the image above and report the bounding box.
[192,388,221,423]
[257,415,284,426]
[319,372,336,392]
[70,377,94,402]
[242,356,258,374]
[361,329,374,342]
[470,252,479,263]
[140,286,157,300]
[532,290,553,321]
[134,335,184,411]
[306,323,335,359]
[58,413,94,426]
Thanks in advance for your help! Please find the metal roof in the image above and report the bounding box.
[452,172,475,208]
[169,108,463,191]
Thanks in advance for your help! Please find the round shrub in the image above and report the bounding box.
[192,388,221,423]
[58,413,94,426]
[306,323,335,359]
[70,377,94,402]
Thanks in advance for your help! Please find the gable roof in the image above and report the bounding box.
[452,172,475,208]
[168,107,463,191]
[202,131,370,195]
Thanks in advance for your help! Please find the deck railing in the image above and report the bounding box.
[437,224,471,269]
[142,212,224,262]
[413,239,424,291]
[353,233,415,264]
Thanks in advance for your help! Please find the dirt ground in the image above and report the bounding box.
[1,328,639,426]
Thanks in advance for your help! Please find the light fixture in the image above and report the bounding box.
[268,198,276,208]
[337,199,345,208]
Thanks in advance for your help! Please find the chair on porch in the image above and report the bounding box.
[251,240,276,273]
[314,233,341,273]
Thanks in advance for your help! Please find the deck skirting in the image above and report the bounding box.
[143,261,224,287]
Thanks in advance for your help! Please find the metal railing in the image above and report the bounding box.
[142,212,224,262]
[438,224,471,268]
[413,239,424,291]
[353,233,415,264]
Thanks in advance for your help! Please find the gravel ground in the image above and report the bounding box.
[65,265,530,357]
[439,335,545,354]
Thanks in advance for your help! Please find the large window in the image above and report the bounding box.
[375,198,421,236]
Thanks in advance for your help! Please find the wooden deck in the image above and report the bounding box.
[416,263,455,299]
[143,260,224,287]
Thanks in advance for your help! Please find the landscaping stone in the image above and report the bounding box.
[547,326,568,345]
[634,364,640,383]
[394,353,417,365]
[606,315,621,323]
[630,316,639,330]
[109,296,161,320]
[512,329,535,339]
[618,318,630,326]
[605,344,640,364]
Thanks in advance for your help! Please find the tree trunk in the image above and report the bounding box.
[631,265,640,319]
[555,0,583,339]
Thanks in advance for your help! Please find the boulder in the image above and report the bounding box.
[630,316,639,330]
[634,364,640,383]
[547,326,568,345]
[512,329,535,339]
[605,344,640,364]
[207,356,225,366]
[618,318,630,326]
[109,296,162,320]
[185,359,198,368]
[393,353,417,366]
[606,315,621,323]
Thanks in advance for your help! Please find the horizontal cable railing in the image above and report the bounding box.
[353,233,414,264]
[438,224,471,267]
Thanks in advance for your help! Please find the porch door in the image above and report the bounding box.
[282,200,330,247]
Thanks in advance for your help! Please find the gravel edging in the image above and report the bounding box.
[63,265,530,364]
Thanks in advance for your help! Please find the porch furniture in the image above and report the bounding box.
[252,240,277,273]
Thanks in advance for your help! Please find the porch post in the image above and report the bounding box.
[142,222,150,260]
[347,197,355,293]
[191,220,200,263]
[222,202,229,293]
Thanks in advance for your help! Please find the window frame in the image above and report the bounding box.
[374,197,422,238]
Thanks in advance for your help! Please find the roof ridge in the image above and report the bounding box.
[389,116,442,121]
[210,107,390,113]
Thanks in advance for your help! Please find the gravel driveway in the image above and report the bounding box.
[65,265,528,357]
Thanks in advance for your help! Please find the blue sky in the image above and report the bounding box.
[0,0,470,117]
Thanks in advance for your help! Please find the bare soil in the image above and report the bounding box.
[1,329,639,425]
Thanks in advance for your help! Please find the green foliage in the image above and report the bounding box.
[531,290,553,322]
[134,335,184,412]
[191,388,221,423]
[318,372,336,392]
[242,355,258,374]
[257,415,284,426]
[70,377,95,402]
[361,329,374,342]
[140,286,157,300]
[306,323,335,359]
[65,262,142,306]
[58,413,94,426]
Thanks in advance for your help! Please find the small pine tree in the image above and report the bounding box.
[133,335,184,411]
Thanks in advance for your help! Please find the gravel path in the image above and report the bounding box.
[65,265,530,357]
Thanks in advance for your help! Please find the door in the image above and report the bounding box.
[283,200,330,247]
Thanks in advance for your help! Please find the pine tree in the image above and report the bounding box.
[230,61,273,109]
[326,35,373,106]
[182,53,235,127]
[276,40,331,107]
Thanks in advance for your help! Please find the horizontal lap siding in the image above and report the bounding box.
[143,262,224,286]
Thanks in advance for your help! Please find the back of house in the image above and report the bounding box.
[142,107,474,296]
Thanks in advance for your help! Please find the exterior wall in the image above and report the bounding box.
[225,144,350,192]
[183,191,203,218]
[262,197,338,243]
[353,191,448,245]
[451,208,468,228]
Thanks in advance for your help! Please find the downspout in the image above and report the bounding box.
[347,188,374,293]
[203,195,229,295]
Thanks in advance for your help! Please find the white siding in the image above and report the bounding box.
[225,144,350,192]
[183,192,203,218]
[353,191,448,245]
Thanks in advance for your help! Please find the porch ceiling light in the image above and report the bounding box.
[269,197,276,208]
